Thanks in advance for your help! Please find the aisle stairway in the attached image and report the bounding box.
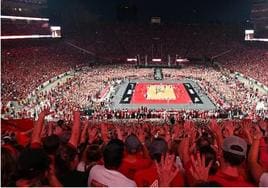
[154,68,163,80]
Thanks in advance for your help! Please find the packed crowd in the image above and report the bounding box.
[166,66,268,118]
[2,24,267,105]
[8,65,153,121]
[67,23,268,84]
[1,40,91,103]
[1,23,268,187]
[6,63,265,122]
[219,43,268,86]
[2,109,268,187]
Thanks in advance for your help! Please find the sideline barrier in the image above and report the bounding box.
[27,70,75,100]
[234,72,268,93]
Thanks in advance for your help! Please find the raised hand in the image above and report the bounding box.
[209,119,223,149]
[156,153,179,187]
[31,108,54,145]
[80,120,89,144]
[88,127,98,144]
[137,129,146,143]
[100,123,109,143]
[210,119,221,136]
[242,119,252,133]
[68,111,81,147]
[189,153,212,183]
[242,119,253,144]
[258,119,267,133]
[184,120,192,134]
[253,125,263,140]
[115,126,123,141]
[40,107,54,117]
[223,120,235,137]
[165,131,172,143]
[173,124,181,139]
[47,155,62,187]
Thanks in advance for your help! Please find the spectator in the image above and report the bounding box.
[88,139,137,187]
[189,153,222,187]
[248,126,268,187]
[119,134,152,179]
[15,148,51,187]
[1,109,267,187]
[208,136,254,186]
[54,111,89,187]
[134,137,184,187]
[43,134,60,156]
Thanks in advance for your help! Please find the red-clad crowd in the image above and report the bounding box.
[1,40,91,103]
[2,24,267,105]
[68,23,268,83]
[3,63,265,122]
[1,109,268,187]
[1,23,268,187]
[220,43,268,86]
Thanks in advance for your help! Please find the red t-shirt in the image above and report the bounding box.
[31,142,42,149]
[119,154,152,180]
[134,163,184,187]
[209,170,254,187]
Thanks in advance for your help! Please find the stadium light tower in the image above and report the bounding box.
[245,0,268,42]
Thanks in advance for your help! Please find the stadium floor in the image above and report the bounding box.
[130,83,192,104]
[109,79,216,111]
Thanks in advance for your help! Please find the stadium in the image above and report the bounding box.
[1,0,268,187]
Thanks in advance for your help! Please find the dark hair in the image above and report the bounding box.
[170,140,180,156]
[43,134,60,155]
[125,134,142,154]
[196,137,210,150]
[92,138,104,146]
[55,144,77,177]
[85,144,103,172]
[149,138,168,163]
[57,120,64,128]
[1,147,16,187]
[223,150,245,166]
[87,144,102,163]
[103,139,124,170]
[199,145,218,175]
[151,153,162,163]
[17,148,50,180]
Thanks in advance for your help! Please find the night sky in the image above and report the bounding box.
[48,0,251,24]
